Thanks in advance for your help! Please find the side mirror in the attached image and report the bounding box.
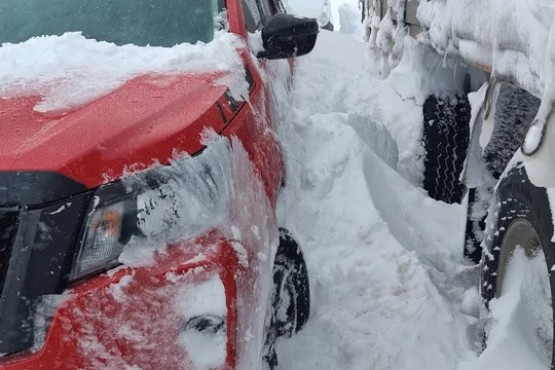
[257,14,319,60]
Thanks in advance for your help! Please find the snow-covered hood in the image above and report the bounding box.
[0,32,248,188]
[0,73,239,188]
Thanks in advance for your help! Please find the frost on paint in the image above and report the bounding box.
[417,0,555,97]
[68,131,279,369]
[119,135,234,267]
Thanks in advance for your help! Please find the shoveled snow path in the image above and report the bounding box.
[275,31,482,370]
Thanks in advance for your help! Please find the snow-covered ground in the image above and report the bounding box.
[275,30,552,370]
[1,3,552,368]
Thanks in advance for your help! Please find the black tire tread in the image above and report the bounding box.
[422,94,471,204]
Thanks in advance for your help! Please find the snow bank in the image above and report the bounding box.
[0,31,246,112]
[276,31,479,370]
[277,30,424,185]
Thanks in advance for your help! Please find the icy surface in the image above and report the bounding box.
[0,31,246,112]
[276,30,552,370]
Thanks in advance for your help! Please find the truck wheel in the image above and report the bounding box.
[481,165,554,365]
[464,188,487,264]
[422,94,471,204]
[272,228,310,337]
[263,228,310,369]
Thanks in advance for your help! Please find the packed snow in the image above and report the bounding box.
[273,29,552,370]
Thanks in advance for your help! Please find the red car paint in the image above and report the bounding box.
[1,234,241,369]
[0,0,296,368]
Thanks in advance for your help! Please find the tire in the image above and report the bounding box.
[263,228,310,369]
[482,83,540,179]
[422,94,471,204]
[465,83,541,264]
[464,188,486,264]
[272,228,310,337]
[480,165,555,365]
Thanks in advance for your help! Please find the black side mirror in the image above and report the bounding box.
[258,14,319,60]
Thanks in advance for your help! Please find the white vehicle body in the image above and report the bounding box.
[366,0,555,187]
[364,1,555,368]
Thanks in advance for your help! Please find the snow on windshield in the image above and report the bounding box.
[0,31,246,113]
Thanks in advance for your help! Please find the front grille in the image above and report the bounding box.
[0,209,20,298]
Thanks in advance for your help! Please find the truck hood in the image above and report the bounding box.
[0,73,238,188]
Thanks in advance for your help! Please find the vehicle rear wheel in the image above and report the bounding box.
[481,165,555,366]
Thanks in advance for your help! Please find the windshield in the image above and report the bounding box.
[0,0,224,47]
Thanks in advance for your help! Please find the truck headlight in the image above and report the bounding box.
[70,136,233,281]
[70,186,138,281]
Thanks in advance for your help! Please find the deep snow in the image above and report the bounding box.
[0,3,551,368]
[275,30,552,370]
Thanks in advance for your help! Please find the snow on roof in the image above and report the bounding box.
[418,0,555,99]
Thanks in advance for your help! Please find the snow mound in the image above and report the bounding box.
[276,31,478,370]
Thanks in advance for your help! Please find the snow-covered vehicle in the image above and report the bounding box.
[0,1,318,369]
[365,0,555,367]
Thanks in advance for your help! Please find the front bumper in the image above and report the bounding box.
[0,233,242,370]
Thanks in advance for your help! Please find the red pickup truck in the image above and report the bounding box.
[0,0,318,369]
